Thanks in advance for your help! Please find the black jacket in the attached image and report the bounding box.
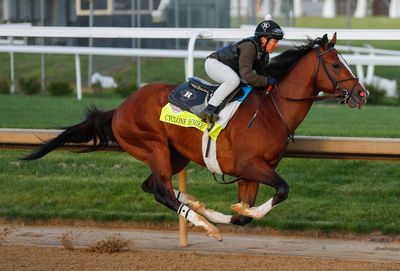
[208,36,270,87]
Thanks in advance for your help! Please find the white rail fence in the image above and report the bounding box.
[1,26,400,100]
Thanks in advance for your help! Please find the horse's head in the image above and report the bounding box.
[314,33,369,108]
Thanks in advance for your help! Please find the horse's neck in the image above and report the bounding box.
[273,56,316,134]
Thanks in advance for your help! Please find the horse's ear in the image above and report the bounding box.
[321,34,329,50]
[328,32,337,48]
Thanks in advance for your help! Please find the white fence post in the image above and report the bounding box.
[354,0,368,18]
[322,0,335,18]
[293,0,303,18]
[365,45,375,84]
[75,54,82,100]
[9,51,15,93]
[186,32,198,79]
[389,0,400,18]
[355,52,365,84]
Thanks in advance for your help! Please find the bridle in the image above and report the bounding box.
[252,46,361,137]
[274,46,359,104]
[314,47,360,104]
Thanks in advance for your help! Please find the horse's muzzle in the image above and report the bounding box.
[347,89,369,109]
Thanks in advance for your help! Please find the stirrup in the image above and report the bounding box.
[199,104,219,122]
[204,113,219,123]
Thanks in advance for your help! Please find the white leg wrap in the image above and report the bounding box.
[251,198,274,219]
[174,189,191,204]
[177,204,207,228]
[174,190,232,224]
[232,198,275,220]
[177,204,223,241]
[203,209,232,224]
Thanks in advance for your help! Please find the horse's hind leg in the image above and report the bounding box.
[153,145,233,225]
[141,145,189,194]
[168,147,232,224]
[142,146,231,226]
[143,145,222,240]
[173,189,233,224]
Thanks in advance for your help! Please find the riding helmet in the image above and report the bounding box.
[254,20,284,40]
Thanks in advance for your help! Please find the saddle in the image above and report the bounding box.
[168,77,250,116]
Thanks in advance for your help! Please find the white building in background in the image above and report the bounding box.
[354,0,368,18]
[322,0,335,17]
[389,0,400,18]
[321,0,400,18]
[230,0,400,19]
[293,0,303,17]
[257,0,282,17]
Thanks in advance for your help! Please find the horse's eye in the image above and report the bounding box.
[332,63,340,69]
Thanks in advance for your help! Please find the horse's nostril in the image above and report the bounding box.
[358,90,367,97]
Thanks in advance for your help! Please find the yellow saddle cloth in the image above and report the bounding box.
[159,103,224,141]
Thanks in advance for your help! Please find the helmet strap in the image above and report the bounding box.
[260,36,268,52]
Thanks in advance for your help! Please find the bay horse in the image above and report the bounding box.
[24,33,368,240]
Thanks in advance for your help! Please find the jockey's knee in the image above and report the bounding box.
[225,75,240,89]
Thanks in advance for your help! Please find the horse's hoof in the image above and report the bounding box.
[186,221,195,228]
[205,223,223,241]
[207,230,223,241]
[231,201,249,214]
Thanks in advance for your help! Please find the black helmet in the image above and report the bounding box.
[254,20,284,40]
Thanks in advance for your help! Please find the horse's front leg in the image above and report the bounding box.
[232,161,289,220]
[173,189,232,224]
[230,180,259,225]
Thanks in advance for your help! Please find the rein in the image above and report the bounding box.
[248,46,359,138]
[212,173,244,185]
[275,47,359,103]
[274,84,342,102]
[244,46,359,185]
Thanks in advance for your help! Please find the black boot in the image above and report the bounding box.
[199,104,219,122]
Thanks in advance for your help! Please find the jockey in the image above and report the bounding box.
[199,19,284,122]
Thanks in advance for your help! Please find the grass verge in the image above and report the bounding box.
[0,150,399,234]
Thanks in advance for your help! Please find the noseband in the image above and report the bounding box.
[275,46,359,103]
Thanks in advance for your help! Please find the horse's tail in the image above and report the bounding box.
[22,106,117,160]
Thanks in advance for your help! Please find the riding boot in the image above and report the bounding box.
[199,104,219,122]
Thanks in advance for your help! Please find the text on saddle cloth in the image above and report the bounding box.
[160,103,223,142]
[162,83,253,141]
[159,102,241,175]
[163,83,253,175]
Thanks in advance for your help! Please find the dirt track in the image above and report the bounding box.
[1,224,400,271]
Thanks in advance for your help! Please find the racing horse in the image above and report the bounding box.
[23,33,368,240]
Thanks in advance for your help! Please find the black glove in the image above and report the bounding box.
[267,77,278,86]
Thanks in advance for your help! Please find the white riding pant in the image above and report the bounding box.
[205,58,240,107]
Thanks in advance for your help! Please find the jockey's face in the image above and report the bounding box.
[261,37,279,54]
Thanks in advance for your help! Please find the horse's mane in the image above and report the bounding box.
[264,37,324,80]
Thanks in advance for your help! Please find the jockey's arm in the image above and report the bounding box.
[237,42,269,87]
